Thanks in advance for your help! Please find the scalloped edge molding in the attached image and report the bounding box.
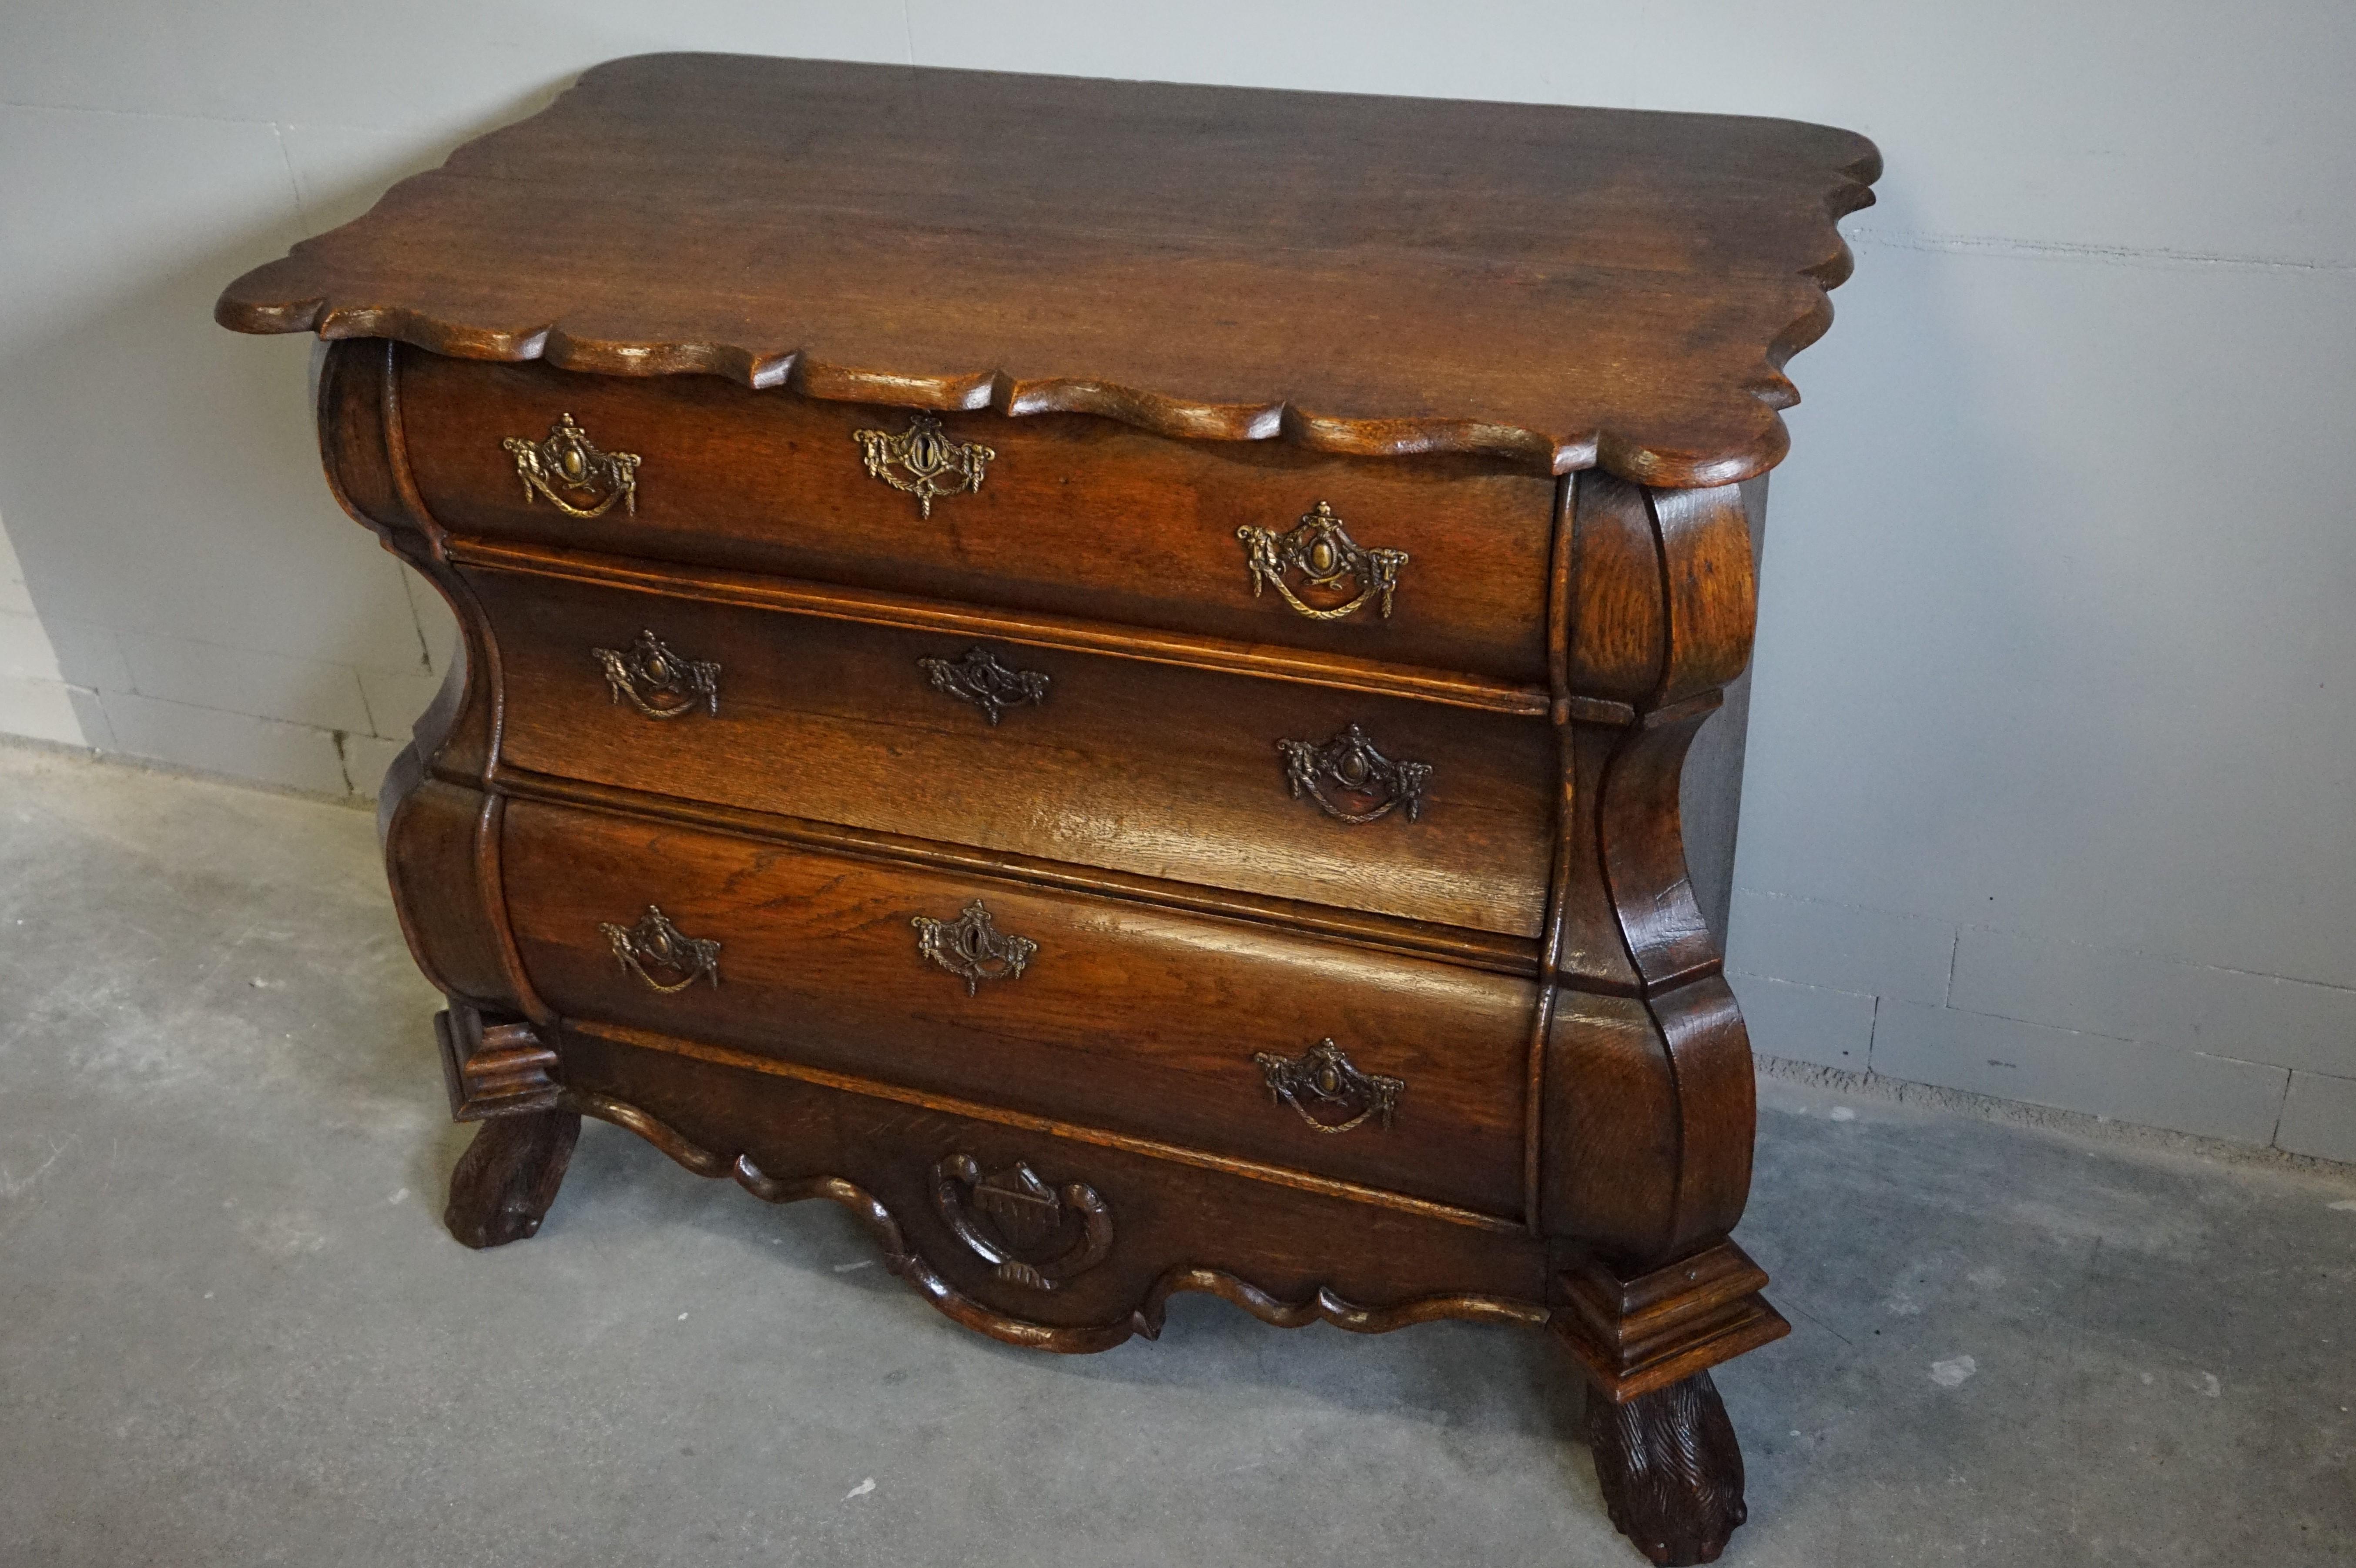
[562,1087,1552,1352]
[214,165,1876,490]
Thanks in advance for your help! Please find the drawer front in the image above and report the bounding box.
[400,352,1556,683]
[503,799,1531,1217]
[562,1029,1551,1334]
[472,567,1555,939]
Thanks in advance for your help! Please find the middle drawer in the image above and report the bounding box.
[468,565,1555,939]
[501,798,1532,1217]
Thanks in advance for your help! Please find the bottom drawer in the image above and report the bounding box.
[559,1026,1552,1336]
[501,798,1532,1218]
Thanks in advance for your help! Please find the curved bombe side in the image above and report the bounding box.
[316,339,550,1117]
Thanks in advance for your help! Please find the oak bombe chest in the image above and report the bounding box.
[218,53,1877,1567]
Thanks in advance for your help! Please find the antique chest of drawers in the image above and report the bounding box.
[217,54,1877,1566]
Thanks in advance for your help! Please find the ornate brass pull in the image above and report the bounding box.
[598,905,720,994]
[918,647,1049,725]
[912,900,1036,996]
[931,1154,1113,1291]
[1252,1039,1404,1134]
[1279,723,1431,824]
[502,413,641,519]
[593,630,719,719]
[1237,501,1408,621]
[852,413,994,518]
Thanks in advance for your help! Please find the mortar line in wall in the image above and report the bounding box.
[87,680,357,736]
[1747,885,2356,997]
[1756,1053,2356,1181]
[397,568,437,675]
[1947,916,2356,995]
[1849,226,2356,275]
[270,121,304,219]
[0,732,368,810]
[352,671,386,741]
[1890,995,2138,1046]
[0,98,286,128]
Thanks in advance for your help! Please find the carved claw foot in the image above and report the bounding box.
[444,1107,582,1249]
[1587,1370,1748,1567]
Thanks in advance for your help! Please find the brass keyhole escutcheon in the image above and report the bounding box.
[852,414,995,518]
[912,900,1037,996]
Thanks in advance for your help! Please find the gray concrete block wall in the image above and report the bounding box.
[0,70,475,804]
[1723,973,1876,1073]
[1730,889,2356,1158]
[2277,1072,2356,1163]
[1950,927,2356,1079]
[0,507,449,802]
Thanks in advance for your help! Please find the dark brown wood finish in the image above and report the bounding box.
[443,1104,580,1250]
[467,563,1556,937]
[1587,1370,1749,1567]
[448,535,1553,718]
[558,1029,1552,1339]
[225,60,1876,1563]
[221,54,1876,488]
[500,797,1533,1217]
[402,352,1561,682]
[435,1000,561,1120]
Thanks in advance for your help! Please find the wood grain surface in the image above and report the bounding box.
[219,53,1879,487]
[444,534,1552,716]
[261,56,1877,1553]
[469,563,1555,938]
[399,350,1559,681]
[500,798,1535,1217]
[558,1027,1555,1337]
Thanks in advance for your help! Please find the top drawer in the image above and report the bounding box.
[394,351,1557,684]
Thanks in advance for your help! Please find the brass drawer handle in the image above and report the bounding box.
[598,905,720,994]
[852,413,994,518]
[918,647,1049,725]
[502,413,641,519]
[1279,723,1431,824]
[932,1154,1113,1291]
[1253,1038,1404,1134]
[1238,501,1408,621]
[912,899,1036,996]
[594,630,719,719]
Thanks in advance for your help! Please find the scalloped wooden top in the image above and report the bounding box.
[218,53,1879,487]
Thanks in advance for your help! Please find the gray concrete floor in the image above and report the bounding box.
[0,741,2350,1568]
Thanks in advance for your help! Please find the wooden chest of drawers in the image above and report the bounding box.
[218,54,1877,1565]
